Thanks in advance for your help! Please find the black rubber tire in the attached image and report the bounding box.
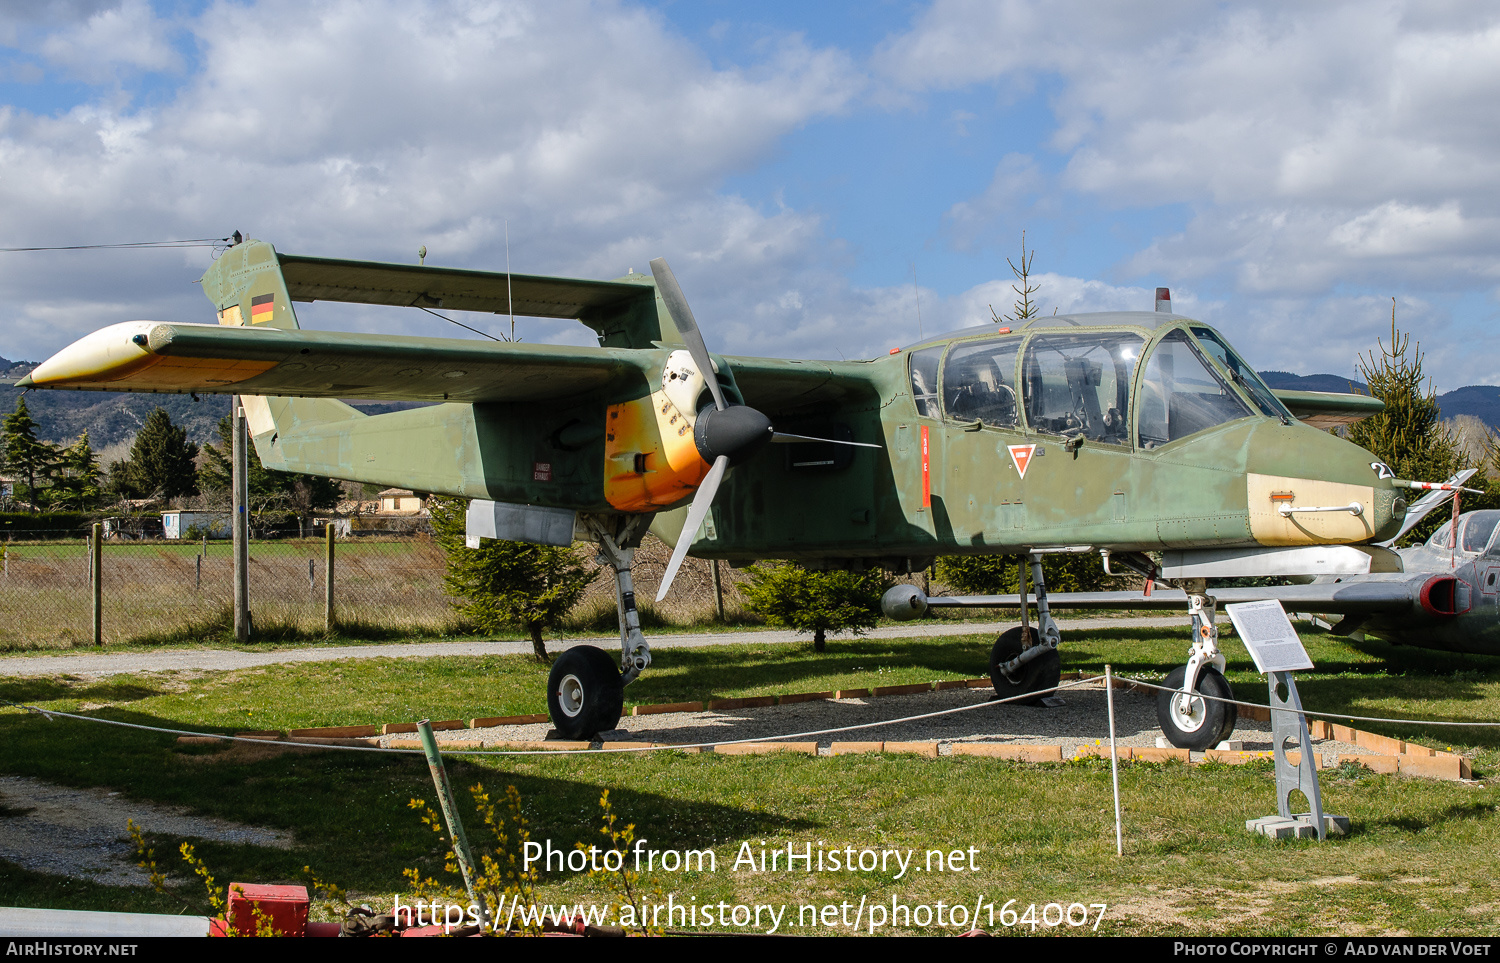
[1155,664,1238,751]
[989,627,1062,707]
[547,645,625,739]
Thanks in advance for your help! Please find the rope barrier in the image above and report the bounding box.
[1,676,1105,757]
[1115,675,1500,729]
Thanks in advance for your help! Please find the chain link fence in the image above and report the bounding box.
[0,531,760,651]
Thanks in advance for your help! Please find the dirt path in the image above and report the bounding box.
[0,775,294,886]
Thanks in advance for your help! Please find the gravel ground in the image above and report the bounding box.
[390,677,1365,762]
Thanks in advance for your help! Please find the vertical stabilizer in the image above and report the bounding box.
[203,239,367,462]
[201,239,302,330]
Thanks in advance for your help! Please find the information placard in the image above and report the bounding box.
[1224,599,1313,673]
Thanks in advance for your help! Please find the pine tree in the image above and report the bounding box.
[1,397,55,512]
[1344,301,1495,545]
[1346,302,1466,483]
[741,562,888,652]
[119,408,199,502]
[429,496,594,661]
[48,431,103,511]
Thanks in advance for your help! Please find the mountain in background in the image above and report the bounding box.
[1259,370,1369,394]
[1260,370,1500,432]
[0,357,427,450]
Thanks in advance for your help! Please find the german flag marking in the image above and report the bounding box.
[250,293,275,324]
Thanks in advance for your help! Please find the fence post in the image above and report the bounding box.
[232,399,251,642]
[712,559,725,622]
[324,523,336,633]
[91,522,102,647]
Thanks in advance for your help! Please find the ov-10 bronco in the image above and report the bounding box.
[25,237,1408,746]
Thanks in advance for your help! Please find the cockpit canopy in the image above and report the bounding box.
[1426,511,1500,556]
[907,318,1290,448]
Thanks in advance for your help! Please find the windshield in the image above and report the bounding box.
[1463,511,1500,554]
[1137,329,1253,448]
[1190,326,1292,421]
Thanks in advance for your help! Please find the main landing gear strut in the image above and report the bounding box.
[990,554,1063,706]
[545,515,654,740]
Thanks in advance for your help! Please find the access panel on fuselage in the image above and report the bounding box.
[703,416,881,559]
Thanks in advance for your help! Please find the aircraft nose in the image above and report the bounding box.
[1246,420,1404,545]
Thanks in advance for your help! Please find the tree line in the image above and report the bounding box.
[0,397,340,525]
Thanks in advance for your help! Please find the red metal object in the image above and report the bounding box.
[225,883,309,937]
[1419,574,1470,617]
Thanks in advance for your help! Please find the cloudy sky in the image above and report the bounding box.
[2,0,1499,389]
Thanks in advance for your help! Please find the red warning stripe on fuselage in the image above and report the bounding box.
[921,425,930,508]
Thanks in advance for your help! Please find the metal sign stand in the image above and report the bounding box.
[1224,601,1349,841]
[1245,670,1348,840]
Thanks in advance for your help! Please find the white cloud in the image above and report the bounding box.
[0,0,866,363]
[36,0,181,81]
[880,1,1500,305]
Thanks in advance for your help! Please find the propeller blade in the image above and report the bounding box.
[771,431,882,449]
[656,454,728,601]
[650,257,726,412]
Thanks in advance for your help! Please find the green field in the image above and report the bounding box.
[2,625,1499,936]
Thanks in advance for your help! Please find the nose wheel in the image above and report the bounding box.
[547,645,625,739]
[1156,664,1237,751]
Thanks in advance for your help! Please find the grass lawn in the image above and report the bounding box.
[2,624,1499,936]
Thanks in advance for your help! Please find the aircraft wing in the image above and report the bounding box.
[1271,388,1385,429]
[18,321,652,403]
[726,356,882,412]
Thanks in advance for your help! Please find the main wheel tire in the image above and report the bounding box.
[989,627,1062,707]
[1155,664,1238,751]
[547,645,625,739]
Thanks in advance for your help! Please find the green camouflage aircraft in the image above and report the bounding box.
[24,237,1410,747]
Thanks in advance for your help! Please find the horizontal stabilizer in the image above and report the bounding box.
[277,253,655,318]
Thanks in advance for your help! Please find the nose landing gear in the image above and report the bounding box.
[1156,584,1238,751]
